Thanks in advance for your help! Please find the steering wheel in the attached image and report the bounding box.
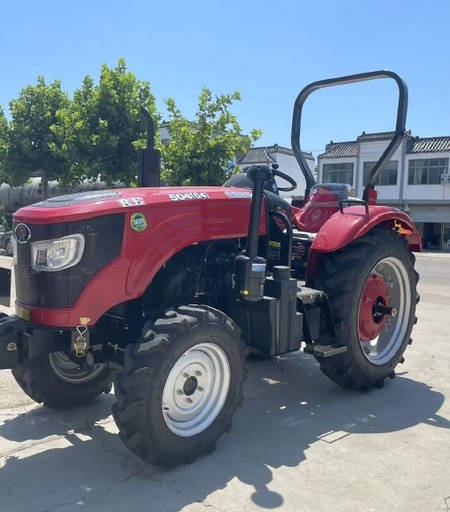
[272,165,297,192]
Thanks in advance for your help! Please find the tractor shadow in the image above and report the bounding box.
[0,353,448,511]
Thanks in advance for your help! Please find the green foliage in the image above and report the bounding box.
[54,58,158,186]
[1,59,258,194]
[162,88,262,186]
[5,77,70,195]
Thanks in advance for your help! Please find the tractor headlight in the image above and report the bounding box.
[31,234,85,272]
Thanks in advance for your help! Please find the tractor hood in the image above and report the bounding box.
[11,185,258,325]
[13,186,253,224]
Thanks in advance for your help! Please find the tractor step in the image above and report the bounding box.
[296,285,325,305]
[303,343,347,358]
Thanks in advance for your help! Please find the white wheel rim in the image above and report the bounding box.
[162,342,231,437]
[358,256,411,365]
[49,351,106,383]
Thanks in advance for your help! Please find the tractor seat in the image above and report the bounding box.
[292,183,351,233]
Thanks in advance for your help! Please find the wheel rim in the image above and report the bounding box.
[162,342,231,437]
[49,351,106,383]
[358,256,411,365]
[6,239,13,256]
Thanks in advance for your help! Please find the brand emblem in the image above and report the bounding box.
[15,223,31,243]
[311,209,322,222]
[130,213,148,232]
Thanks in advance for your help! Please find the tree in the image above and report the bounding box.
[5,77,70,197]
[3,62,257,192]
[55,59,158,186]
[162,88,262,186]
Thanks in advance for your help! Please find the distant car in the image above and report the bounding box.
[0,231,13,256]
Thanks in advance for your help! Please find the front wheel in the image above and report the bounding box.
[113,305,248,466]
[12,352,115,408]
[313,228,419,390]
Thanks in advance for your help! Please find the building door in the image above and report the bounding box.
[443,223,450,251]
[423,223,442,249]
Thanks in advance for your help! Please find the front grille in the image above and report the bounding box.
[15,214,125,309]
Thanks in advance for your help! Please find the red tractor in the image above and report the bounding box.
[0,71,421,466]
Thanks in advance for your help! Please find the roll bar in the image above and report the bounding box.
[290,70,408,201]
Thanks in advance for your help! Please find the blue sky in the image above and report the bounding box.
[1,0,449,156]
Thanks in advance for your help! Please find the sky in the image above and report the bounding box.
[1,0,450,158]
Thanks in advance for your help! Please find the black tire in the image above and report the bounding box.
[313,227,419,390]
[12,352,115,408]
[5,237,13,257]
[113,305,248,466]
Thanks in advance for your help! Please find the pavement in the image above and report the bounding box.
[0,251,449,512]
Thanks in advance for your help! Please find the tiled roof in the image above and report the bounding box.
[357,131,396,141]
[318,141,358,159]
[237,147,276,164]
[318,132,450,159]
[408,136,450,153]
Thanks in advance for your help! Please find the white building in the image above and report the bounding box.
[236,145,314,203]
[159,122,170,146]
[317,131,450,250]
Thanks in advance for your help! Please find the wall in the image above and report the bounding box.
[403,152,450,202]
[357,141,403,200]
[159,124,170,146]
[410,204,450,223]
[273,152,309,199]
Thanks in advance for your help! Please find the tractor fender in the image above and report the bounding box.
[310,205,422,253]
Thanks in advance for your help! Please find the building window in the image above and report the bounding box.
[408,158,449,185]
[363,160,398,186]
[322,162,354,185]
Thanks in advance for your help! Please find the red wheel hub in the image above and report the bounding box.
[359,274,389,342]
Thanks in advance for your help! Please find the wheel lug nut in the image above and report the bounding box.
[196,371,202,376]
[183,373,190,378]
[186,398,193,404]
[198,386,204,392]
[177,389,184,395]
[365,296,371,303]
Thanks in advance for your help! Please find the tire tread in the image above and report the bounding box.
[113,305,248,466]
[313,228,419,391]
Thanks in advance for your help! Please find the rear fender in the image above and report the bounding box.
[305,205,421,285]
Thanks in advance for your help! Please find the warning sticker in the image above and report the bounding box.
[268,240,281,260]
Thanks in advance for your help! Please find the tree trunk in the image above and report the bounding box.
[41,169,49,200]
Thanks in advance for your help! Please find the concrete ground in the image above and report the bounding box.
[0,251,449,512]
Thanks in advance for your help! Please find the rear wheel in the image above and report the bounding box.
[113,305,248,466]
[12,352,114,408]
[313,228,419,390]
